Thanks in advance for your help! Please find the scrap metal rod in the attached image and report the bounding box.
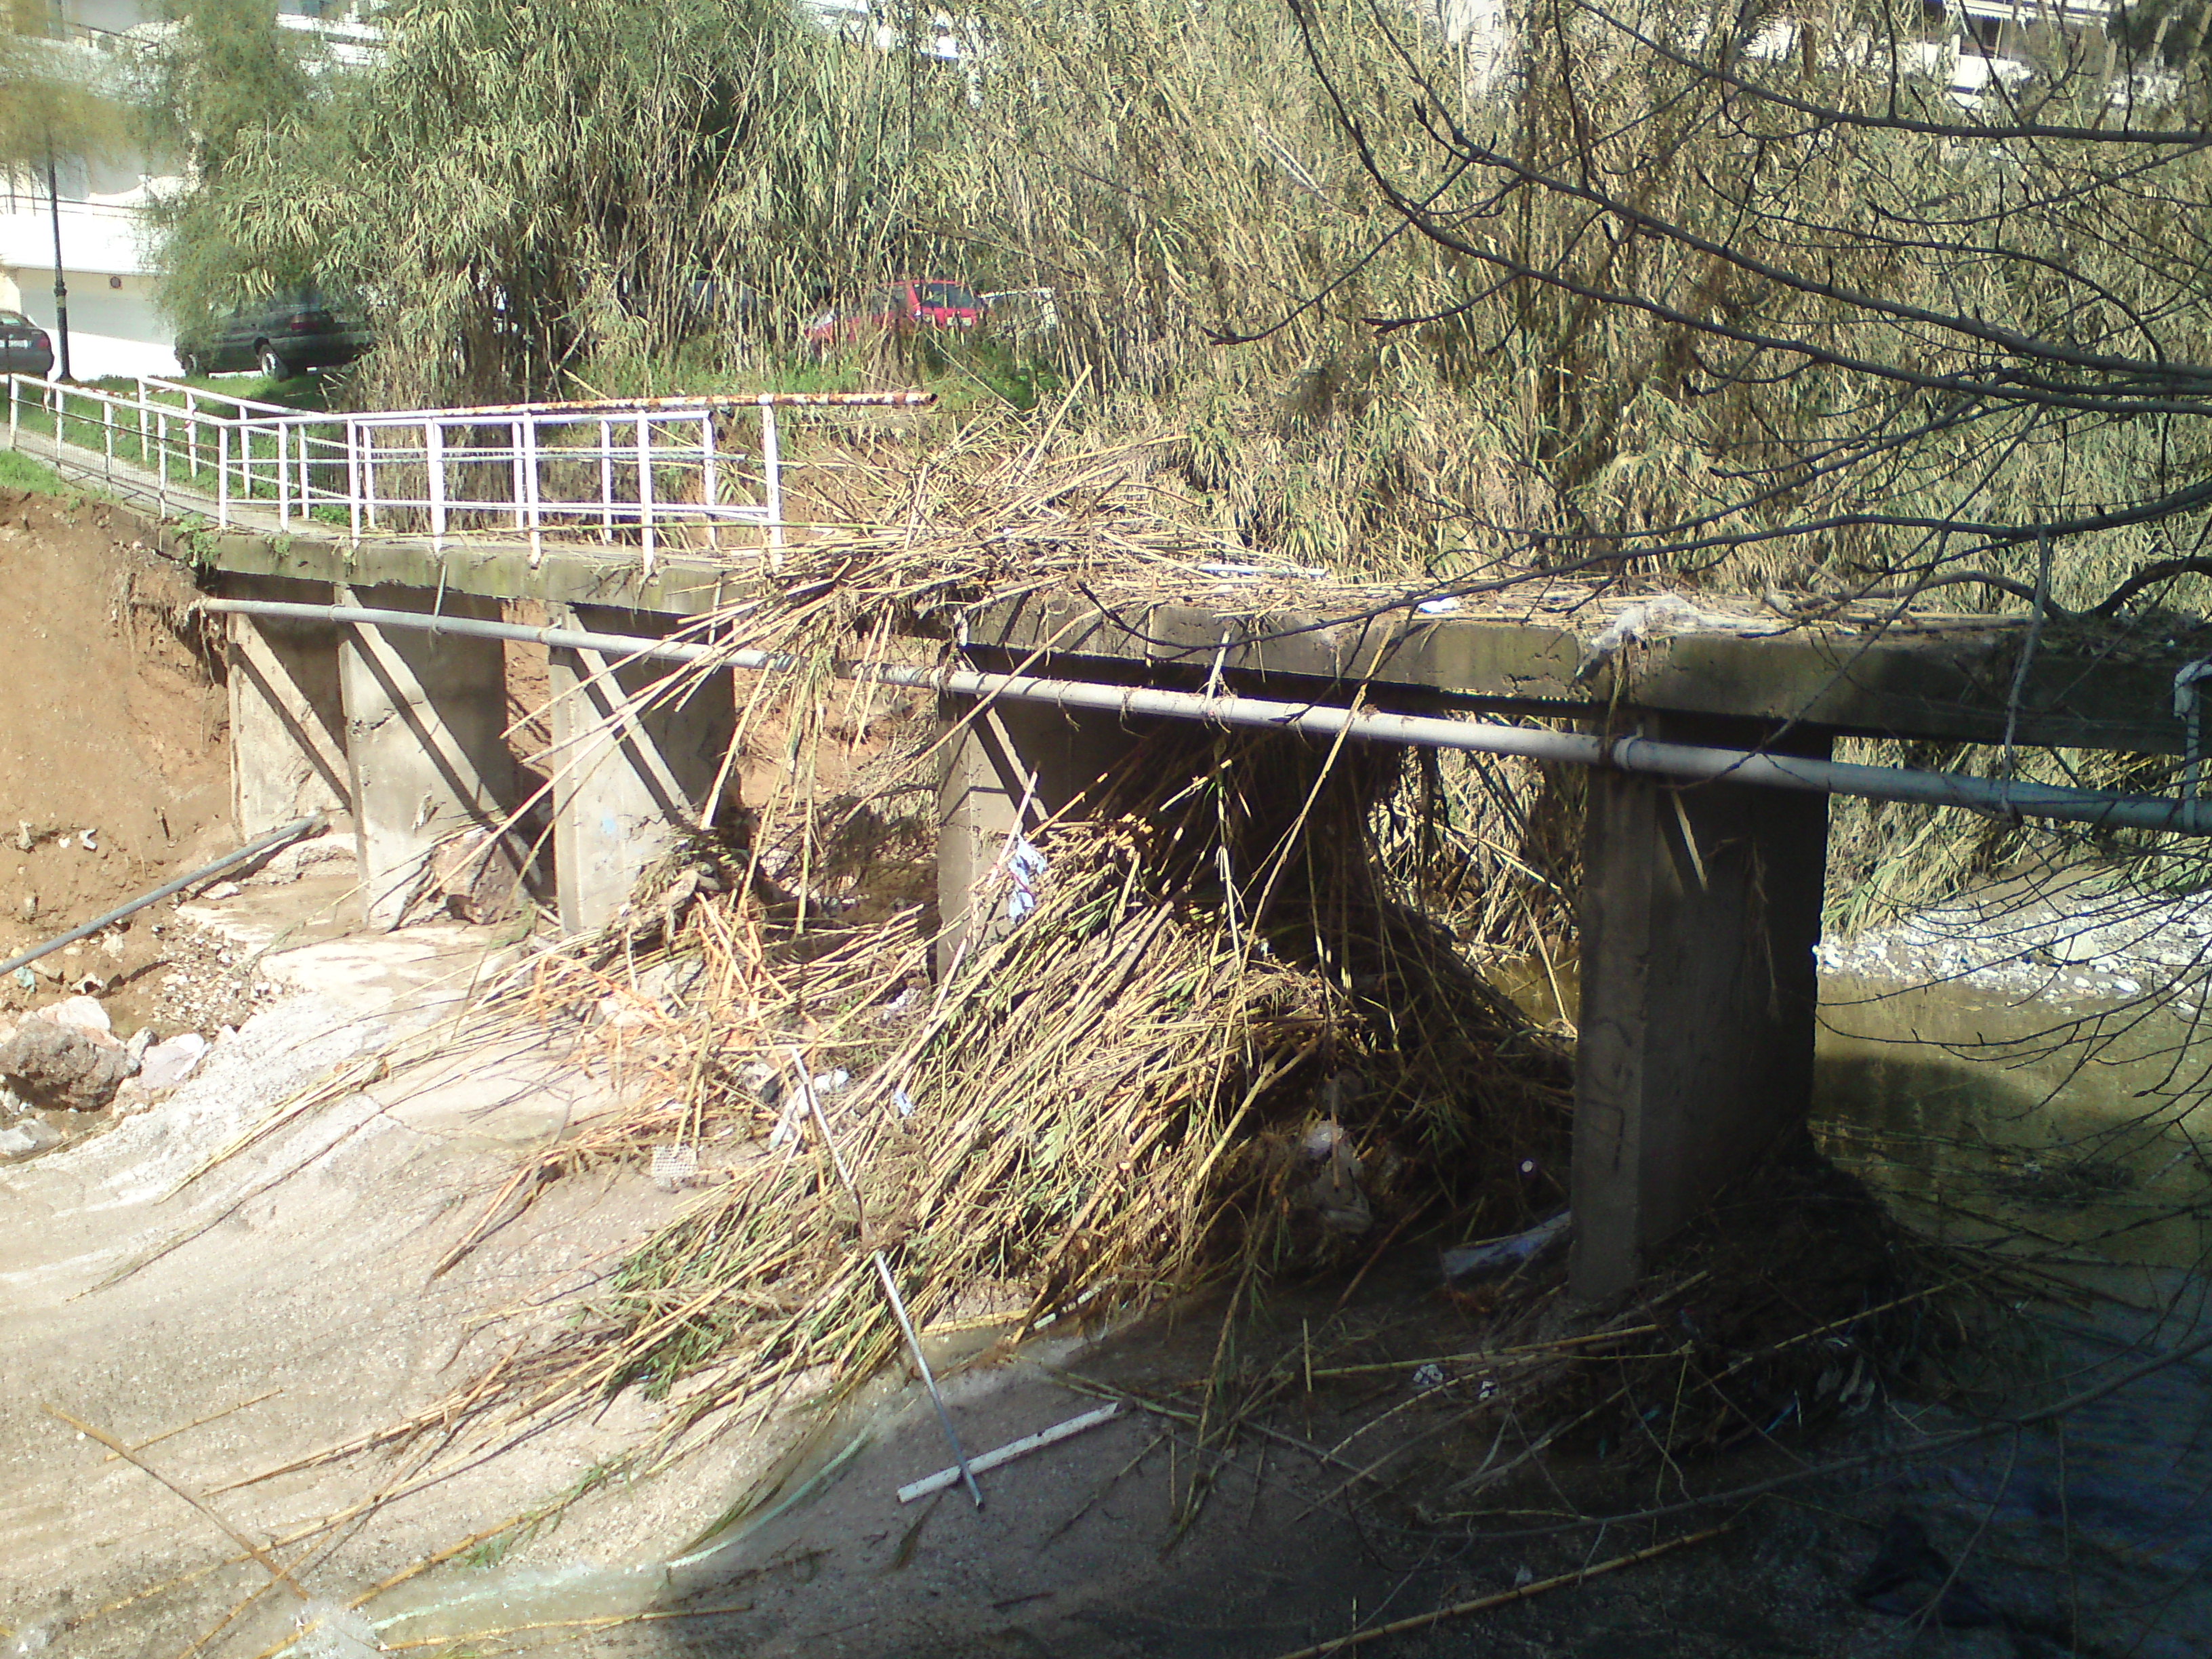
[197,597,2212,836]
[784,1054,985,1509]
[0,814,323,981]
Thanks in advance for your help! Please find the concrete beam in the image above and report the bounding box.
[1570,714,1832,1300]
[176,506,2204,756]
[548,605,736,933]
[337,586,519,927]
[224,574,350,839]
[937,689,1147,974]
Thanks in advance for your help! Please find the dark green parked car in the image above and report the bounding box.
[173,290,371,380]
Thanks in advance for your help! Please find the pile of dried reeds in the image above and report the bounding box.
[459,695,1571,1461]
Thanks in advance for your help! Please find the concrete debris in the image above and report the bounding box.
[137,1033,210,1093]
[126,1026,155,1062]
[201,880,243,901]
[597,993,659,1029]
[0,1018,138,1111]
[35,994,114,1039]
[1300,1117,1372,1235]
[406,825,526,926]
[244,832,358,886]
[634,956,705,1005]
[0,1117,63,1159]
[1440,1210,1573,1280]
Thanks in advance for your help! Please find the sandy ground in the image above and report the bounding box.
[0,886,782,1659]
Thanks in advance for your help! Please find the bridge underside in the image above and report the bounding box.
[197,518,2201,1300]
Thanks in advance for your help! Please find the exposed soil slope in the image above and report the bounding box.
[0,489,232,1024]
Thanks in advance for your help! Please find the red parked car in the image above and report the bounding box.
[802,278,985,352]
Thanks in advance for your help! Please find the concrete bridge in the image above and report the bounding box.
[11,377,2208,1298]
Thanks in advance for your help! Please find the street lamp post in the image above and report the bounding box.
[45,142,73,383]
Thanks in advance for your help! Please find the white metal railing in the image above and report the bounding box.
[2,374,933,571]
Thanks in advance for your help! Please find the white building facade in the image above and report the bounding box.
[1,0,379,381]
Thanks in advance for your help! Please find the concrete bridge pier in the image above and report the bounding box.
[548,605,737,933]
[336,586,520,927]
[1570,714,1832,1300]
[937,689,1147,973]
[225,575,352,839]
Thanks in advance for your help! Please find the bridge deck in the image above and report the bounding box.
[20,415,2206,754]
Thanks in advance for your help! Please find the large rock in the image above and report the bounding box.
[0,1019,136,1111]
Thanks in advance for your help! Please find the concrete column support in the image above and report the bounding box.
[337,585,518,927]
[937,686,1146,974]
[548,604,736,933]
[1570,715,1832,1300]
[224,574,350,839]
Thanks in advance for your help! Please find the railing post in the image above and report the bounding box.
[157,406,168,506]
[761,398,785,565]
[700,409,718,551]
[522,414,543,566]
[599,417,613,541]
[7,375,16,449]
[428,419,447,544]
[637,413,655,573]
[186,392,200,479]
[218,424,230,527]
[510,419,526,532]
[347,418,363,541]
[102,392,113,475]
[276,424,291,524]
[363,424,379,531]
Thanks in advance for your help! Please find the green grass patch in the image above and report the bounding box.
[0,450,70,496]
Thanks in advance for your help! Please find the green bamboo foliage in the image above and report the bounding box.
[1,0,134,180]
[153,0,2212,611]
[177,0,943,402]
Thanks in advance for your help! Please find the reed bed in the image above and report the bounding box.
[343,436,2034,1513]
[449,703,1574,1462]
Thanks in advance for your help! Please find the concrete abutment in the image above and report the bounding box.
[936,690,1149,975]
[548,605,737,933]
[335,586,522,928]
[1569,714,1832,1300]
